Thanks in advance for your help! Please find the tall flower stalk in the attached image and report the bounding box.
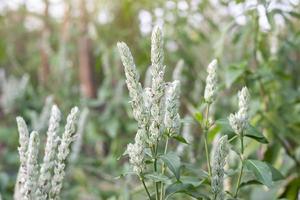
[228,87,250,197]
[203,59,218,177]
[14,117,30,199]
[51,107,79,199]
[36,105,61,200]
[117,41,150,198]
[160,80,181,199]
[23,131,40,200]
[118,26,181,200]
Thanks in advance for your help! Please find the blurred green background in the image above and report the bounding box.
[0,0,300,199]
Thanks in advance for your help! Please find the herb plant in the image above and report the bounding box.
[118,26,284,200]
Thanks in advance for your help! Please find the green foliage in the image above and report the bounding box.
[160,152,182,181]
[245,159,283,188]
[0,0,299,199]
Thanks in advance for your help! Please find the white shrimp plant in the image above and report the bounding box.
[118,27,283,199]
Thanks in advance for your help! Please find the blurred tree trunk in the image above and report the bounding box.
[78,0,96,98]
[39,0,51,85]
[58,1,71,81]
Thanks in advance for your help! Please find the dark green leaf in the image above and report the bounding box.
[165,182,209,199]
[244,125,268,144]
[171,134,188,144]
[239,180,262,189]
[182,163,209,180]
[267,163,284,181]
[145,159,154,164]
[144,172,170,183]
[279,177,300,200]
[225,63,246,88]
[289,11,300,19]
[215,118,235,135]
[244,159,283,188]
[160,152,181,180]
[180,176,203,187]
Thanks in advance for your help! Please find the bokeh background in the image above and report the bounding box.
[0,0,300,199]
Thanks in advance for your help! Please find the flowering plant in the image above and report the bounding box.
[118,26,283,200]
[14,105,79,200]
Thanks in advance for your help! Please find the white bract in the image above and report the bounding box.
[23,131,40,200]
[228,87,250,134]
[118,26,182,175]
[51,107,79,199]
[204,59,218,103]
[149,26,166,145]
[164,80,181,134]
[211,135,229,200]
[37,105,61,200]
[14,117,30,200]
[126,129,146,174]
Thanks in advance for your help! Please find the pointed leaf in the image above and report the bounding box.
[194,112,203,124]
[180,176,203,187]
[160,152,181,180]
[165,182,209,199]
[215,118,235,135]
[171,134,188,144]
[244,125,268,144]
[225,63,246,88]
[245,159,283,188]
[144,172,170,183]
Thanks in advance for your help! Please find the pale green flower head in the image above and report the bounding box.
[204,59,218,103]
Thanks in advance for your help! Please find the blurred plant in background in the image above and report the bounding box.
[0,0,299,199]
[0,71,29,114]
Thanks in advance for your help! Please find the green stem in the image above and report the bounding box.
[141,177,152,200]
[160,136,169,200]
[153,143,160,200]
[204,131,211,177]
[229,135,238,143]
[213,193,217,200]
[235,164,244,198]
[234,132,244,197]
[203,104,212,177]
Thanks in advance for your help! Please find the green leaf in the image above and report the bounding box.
[244,125,268,144]
[145,159,154,165]
[279,176,300,200]
[239,180,262,189]
[165,182,209,199]
[165,182,192,199]
[160,152,181,180]
[244,159,284,188]
[194,112,203,124]
[114,170,135,179]
[180,176,203,187]
[144,172,170,183]
[267,163,284,181]
[182,163,209,180]
[207,126,221,143]
[215,118,235,135]
[171,134,188,144]
[225,62,246,88]
[289,11,300,19]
